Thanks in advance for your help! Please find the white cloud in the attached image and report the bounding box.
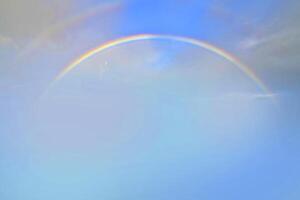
[197,92,277,102]
[0,0,72,40]
[0,35,19,50]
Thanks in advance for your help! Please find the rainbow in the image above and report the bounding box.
[52,34,272,96]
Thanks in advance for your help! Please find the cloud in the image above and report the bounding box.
[234,0,300,91]
[198,92,277,102]
[224,93,276,100]
[0,0,72,40]
[238,0,300,51]
[17,1,122,57]
[0,35,18,49]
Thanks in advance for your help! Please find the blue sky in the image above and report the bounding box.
[0,0,300,199]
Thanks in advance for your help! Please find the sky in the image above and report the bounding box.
[1,0,300,199]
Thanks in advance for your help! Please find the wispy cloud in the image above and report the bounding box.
[239,28,300,50]
[0,0,72,41]
[195,92,277,103]
[0,35,19,50]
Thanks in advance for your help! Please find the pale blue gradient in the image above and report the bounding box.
[0,0,300,200]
